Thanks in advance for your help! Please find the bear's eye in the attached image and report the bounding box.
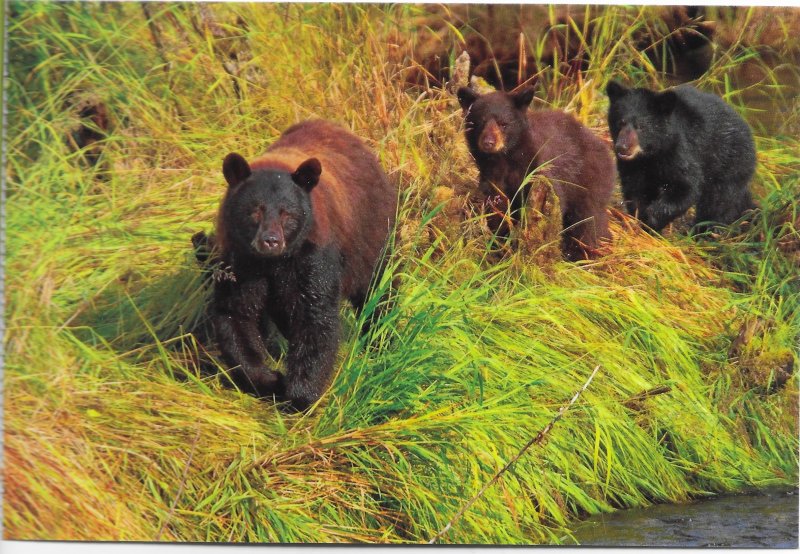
[279,209,293,224]
[280,209,299,232]
[619,118,627,126]
[251,205,265,222]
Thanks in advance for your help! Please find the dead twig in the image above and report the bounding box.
[428,364,601,544]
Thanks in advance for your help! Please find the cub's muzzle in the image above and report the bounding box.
[478,120,506,154]
[614,125,643,161]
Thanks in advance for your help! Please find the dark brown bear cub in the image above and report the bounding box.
[457,87,616,260]
[207,120,396,411]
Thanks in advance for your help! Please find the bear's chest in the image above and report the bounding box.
[619,159,676,198]
[258,257,304,304]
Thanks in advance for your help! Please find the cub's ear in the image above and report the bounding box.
[606,80,630,101]
[222,153,251,187]
[654,89,678,114]
[457,87,479,111]
[510,86,535,110]
[292,158,322,192]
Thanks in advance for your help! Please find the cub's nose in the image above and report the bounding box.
[477,120,505,154]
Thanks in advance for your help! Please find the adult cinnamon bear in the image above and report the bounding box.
[206,120,396,411]
[606,81,756,233]
[457,86,616,260]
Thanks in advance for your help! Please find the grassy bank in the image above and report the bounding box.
[5,3,798,544]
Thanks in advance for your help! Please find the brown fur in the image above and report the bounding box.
[206,120,396,410]
[459,88,616,260]
[526,110,615,242]
[216,120,395,300]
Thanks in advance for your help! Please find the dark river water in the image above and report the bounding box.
[569,51,800,550]
[571,488,799,547]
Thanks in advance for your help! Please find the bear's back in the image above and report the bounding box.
[674,86,753,142]
[673,85,756,177]
[526,109,615,202]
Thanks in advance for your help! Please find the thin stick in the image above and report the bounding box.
[156,428,201,541]
[428,364,601,544]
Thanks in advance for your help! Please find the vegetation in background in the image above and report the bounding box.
[4,3,798,544]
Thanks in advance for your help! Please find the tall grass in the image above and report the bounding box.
[5,3,799,544]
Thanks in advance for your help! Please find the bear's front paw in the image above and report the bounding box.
[192,231,216,265]
[638,208,662,234]
[281,380,324,413]
[191,230,208,250]
[234,367,285,399]
[484,194,512,236]
[280,396,312,413]
[254,370,285,398]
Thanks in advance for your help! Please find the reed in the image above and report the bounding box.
[5,3,798,544]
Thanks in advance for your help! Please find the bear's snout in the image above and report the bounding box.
[614,125,643,161]
[252,225,286,256]
[478,120,506,154]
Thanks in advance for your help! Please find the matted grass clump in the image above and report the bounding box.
[5,3,799,544]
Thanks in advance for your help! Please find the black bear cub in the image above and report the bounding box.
[203,120,396,411]
[606,81,756,233]
[457,86,616,261]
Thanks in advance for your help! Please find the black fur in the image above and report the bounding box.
[606,81,756,233]
[215,165,337,411]
[202,120,396,411]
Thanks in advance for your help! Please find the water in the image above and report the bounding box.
[572,488,799,547]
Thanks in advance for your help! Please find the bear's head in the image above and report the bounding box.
[221,153,321,258]
[606,81,679,162]
[457,87,535,156]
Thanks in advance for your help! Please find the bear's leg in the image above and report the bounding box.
[191,231,218,267]
[594,202,611,244]
[259,310,284,360]
[213,311,283,397]
[695,182,756,232]
[561,209,591,261]
[640,179,698,233]
[283,302,340,412]
[622,192,646,221]
[561,198,609,261]
[350,289,377,336]
[282,250,343,411]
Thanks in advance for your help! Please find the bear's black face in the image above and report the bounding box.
[222,154,321,259]
[606,81,678,162]
[458,87,535,156]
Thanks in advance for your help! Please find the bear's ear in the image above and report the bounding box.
[606,80,630,101]
[291,158,322,192]
[222,153,251,187]
[654,89,678,114]
[510,86,535,110]
[457,87,479,111]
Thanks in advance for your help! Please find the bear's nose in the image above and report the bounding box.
[263,235,281,248]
